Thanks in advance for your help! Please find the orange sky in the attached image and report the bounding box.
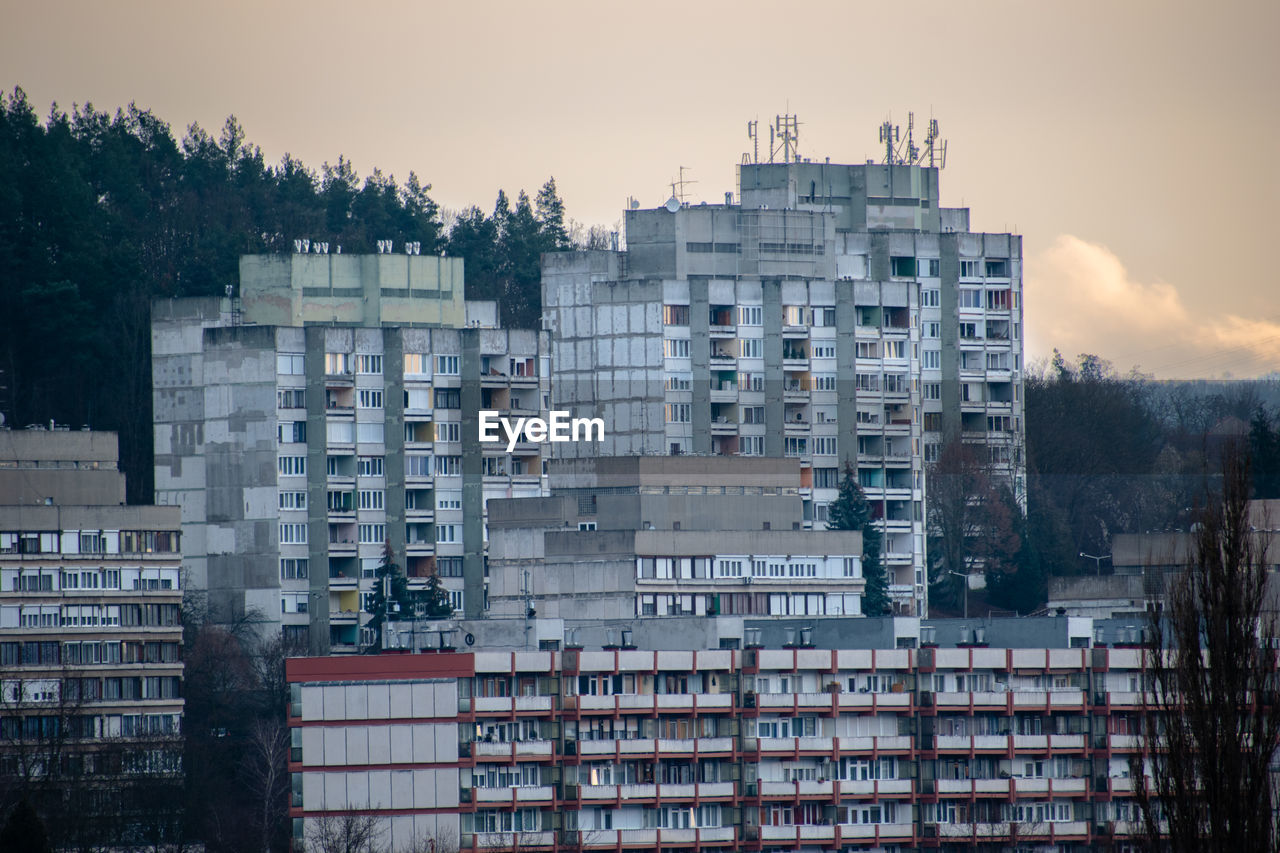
[4,0,1278,378]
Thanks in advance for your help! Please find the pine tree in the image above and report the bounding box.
[535,177,570,251]
[827,461,890,616]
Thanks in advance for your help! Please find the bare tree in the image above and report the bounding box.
[304,812,385,853]
[244,718,291,853]
[1132,445,1280,851]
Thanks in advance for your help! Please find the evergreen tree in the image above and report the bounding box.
[535,177,570,251]
[420,573,454,620]
[828,461,890,616]
[365,541,420,650]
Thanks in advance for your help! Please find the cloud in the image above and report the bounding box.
[1026,235,1280,378]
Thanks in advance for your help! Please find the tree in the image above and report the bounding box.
[927,437,1022,614]
[827,460,890,616]
[1132,445,1280,851]
[0,800,50,853]
[305,812,384,853]
[366,542,422,650]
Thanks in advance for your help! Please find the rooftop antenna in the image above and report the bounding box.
[923,115,948,169]
[879,116,900,165]
[745,119,760,165]
[904,112,920,166]
[772,113,800,164]
[670,166,696,204]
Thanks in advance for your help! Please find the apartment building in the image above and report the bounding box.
[152,251,548,654]
[543,158,1027,617]
[288,615,1151,853]
[486,457,866,620]
[0,428,184,844]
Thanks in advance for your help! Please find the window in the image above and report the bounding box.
[739,338,762,359]
[813,436,837,456]
[664,374,691,390]
[960,259,981,278]
[326,421,354,444]
[784,437,807,457]
[959,289,982,309]
[741,406,765,424]
[356,422,385,444]
[436,524,459,543]
[277,388,305,408]
[663,339,690,359]
[917,258,940,277]
[922,350,940,369]
[277,353,305,375]
[813,468,839,489]
[403,353,427,375]
[739,436,765,456]
[924,442,940,462]
[662,304,690,325]
[923,382,942,401]
[812,344,835,359]
[279,523,307,545]
[448,590,463,612]
[277,421,306,444]
[280,559,308,580]
[356,354,383,374]
[783,305,807,326]
[436,490,462,510]
[433,388,460,409]
[924,412,942,431]
[985,258,1009,277]
[324,352,350,375]
[435,422,461,443]
[988,415,1014,432]
[986,352,1010,370]
[665,403,691,423]
[278,456,306,476]
[890,256,916,277]
[856,341,879,359]
[435,355,459,375]
[357,456,384,477]
[737,305,762,326]
[357,389,384,409]
[435,456,461,476]
[922,288,940,307]
[279,491,307,510]
[812,306,837,327]
[438,557,463,577]
[738,372,764,391]
[404,388,431,410]
[78,531,105,554]
[358,490,384,511]
[358,524,385,544]
[924,321,940,338]
[986,289,1011,310]
[883,340,906,359]
[406,455,431,477]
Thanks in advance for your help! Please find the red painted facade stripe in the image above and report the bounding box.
[286,652,476,683]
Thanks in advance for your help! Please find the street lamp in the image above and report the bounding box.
[943,570,970,620]
[1079,552,1111,576]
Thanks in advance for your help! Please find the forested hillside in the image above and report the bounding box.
[0,87,571,501]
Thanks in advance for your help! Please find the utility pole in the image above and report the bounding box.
[1079,552,1111,576]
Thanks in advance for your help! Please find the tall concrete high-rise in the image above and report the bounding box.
[544,156,1026,616]
[152,251,548,653]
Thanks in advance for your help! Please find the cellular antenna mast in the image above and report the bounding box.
[771,114,800,164]
[879,116,901,164]
[923,116,948,169]
[745,119,760,165]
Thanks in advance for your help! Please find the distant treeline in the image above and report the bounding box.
[0,87,581,501]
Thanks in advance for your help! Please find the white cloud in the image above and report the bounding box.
[1026,235,1280,378]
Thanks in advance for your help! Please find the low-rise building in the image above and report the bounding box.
[487,457,865,620]
[288,615,1153,853]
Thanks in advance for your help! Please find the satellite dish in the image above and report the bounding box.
[664,196,681,213]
